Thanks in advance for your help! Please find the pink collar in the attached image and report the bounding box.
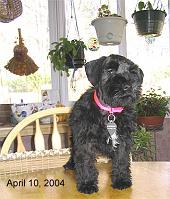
[93,90,124,114]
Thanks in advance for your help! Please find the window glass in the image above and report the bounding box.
[126,0,170,95]
[0,0,51,103]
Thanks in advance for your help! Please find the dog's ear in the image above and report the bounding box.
[138,68,144,84]
[85,56,106,86]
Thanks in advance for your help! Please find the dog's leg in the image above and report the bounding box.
[63,156,75,170]
[74,144,99,194]
[63,144,75,170]
[111,142,132,190]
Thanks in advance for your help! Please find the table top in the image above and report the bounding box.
[0,162,170,199]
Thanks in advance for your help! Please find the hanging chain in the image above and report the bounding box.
[152,0,164,10]
[66,0,73,38]
[67,0,85,91]
[117,0,121,15]
[67,0,80,40]
[72,0,80,40]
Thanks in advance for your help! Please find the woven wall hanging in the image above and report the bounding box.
[5,28,39,76]
[0,0,22,23]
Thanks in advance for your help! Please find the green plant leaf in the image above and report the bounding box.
[146,1,153,10]
[136,88,170,116]
[132,126,152,154]
[48,37,86,76]
[138,1,145,11]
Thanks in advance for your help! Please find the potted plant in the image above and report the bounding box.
[132,126,155,161]
[91,4,127,46]
[48,38,87,76]
[132,0,167,37]
[136,88,170,130]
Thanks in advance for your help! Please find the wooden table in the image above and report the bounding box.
[0,162,170,199]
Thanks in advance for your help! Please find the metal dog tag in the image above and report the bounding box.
[106,114,119,148]
[107,121,117,137]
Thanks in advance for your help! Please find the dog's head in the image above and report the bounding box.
[85,54,144,107]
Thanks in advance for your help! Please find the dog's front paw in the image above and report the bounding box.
[78,182,98,194]
[63,161,75,170]
[112,179,132,190]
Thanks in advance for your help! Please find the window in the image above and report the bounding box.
[65,0,119,101]
[126,0,170,95]
[65,0,170,103]
[0,0,51,103]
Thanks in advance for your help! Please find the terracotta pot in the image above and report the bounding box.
[137,116,165,130]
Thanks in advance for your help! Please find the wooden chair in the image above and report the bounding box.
[0,107,71,178]
[1,107,71,155]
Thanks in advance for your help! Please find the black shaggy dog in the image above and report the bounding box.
[64,54,144,194]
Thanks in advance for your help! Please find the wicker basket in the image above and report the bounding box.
[0,0,22,23]
[0,149,70,178]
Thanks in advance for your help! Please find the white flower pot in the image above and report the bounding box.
[91,16,127,46]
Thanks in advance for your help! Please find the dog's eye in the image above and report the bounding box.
[130,70,137,77]
[130,70,138,82]
[130,69,136,74]
[106,69,113,74]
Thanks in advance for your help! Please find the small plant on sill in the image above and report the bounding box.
[136,88,170,117]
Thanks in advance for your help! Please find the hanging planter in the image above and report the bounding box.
[5,28,38,76]
[65,44,85,69]
[91,4,127,46]
[48,38,87,76]
[132,1,167,37]
[0,0,22,23]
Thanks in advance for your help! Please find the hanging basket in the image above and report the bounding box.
[0,0,22,23]
[5,28,38,76]
[132,10,167,37]
[65,45,85,69]
[91,16,127,46]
